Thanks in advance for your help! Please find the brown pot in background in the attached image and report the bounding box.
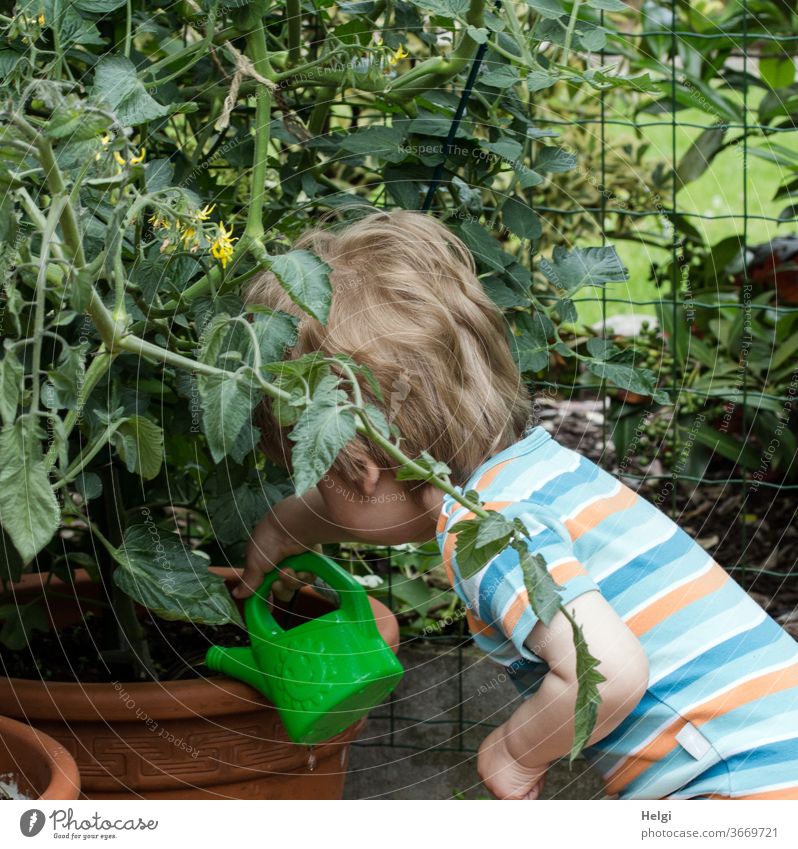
[0,714,81,800]
[0,569,399,800]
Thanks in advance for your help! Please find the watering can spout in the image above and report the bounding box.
[205,645,266,694]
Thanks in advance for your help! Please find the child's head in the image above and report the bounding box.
[245,210,530,492]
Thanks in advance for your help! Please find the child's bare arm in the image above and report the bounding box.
[237,470,441,598]
[477,590,649,799]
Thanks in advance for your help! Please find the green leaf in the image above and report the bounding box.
[514,163,545,188]
[685,423,762,470]
[586,337,618,359]
[527,70,559,92]
[466,25,489,44]
[112,416,164,480]
[206,476,282,546]
[579,27,607,53]
[74,0,128,11]
[587,360,668,404]
[0,603,49,651]
[502,197,542,241]
[288,374,357,494]
[198,372,259,464]
[379,573,435,616]
[525,0,565,19]
[475,510,514,547]
[0,423,60,564]
[45,342,88,410]
[340,125,407,163]
[568,614,606,763]
[92,55,169,127]
[587,0,627,10]
[267,250,332,324]
[406,0,470,18]
[513,311,554,372]
[45,101,111,141]
[674,126,727,190]
[534,145,577,173]
[0,349,23,426]
[539,245,628,292]
[480,65,521,89]
[266,354,331,427]
[452,516,511,580]
[760,56,796,90]
[483,138,523,161]
[456,221,514,272]
[69,268,94,312]
[586,70,660,92]
[75,471,103,501]
[112,525,242,626]
[247,308,299,365]
[514,540,561,626]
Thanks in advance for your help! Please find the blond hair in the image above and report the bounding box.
[245,210,531,487]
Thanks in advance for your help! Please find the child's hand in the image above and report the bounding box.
[235,510,316,600]
[477,726,548,800]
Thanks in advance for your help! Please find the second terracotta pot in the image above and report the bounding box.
[0,714,80,800]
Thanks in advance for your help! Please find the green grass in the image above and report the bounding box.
[572,103,798,326]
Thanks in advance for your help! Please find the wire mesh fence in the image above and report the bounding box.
[360,0,798,760]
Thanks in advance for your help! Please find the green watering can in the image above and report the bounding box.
[205,552,404,745]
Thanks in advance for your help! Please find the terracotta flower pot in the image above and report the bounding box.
[0,569,399,800]
[0,714,81,800]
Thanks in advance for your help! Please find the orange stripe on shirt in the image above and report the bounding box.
[448,501,514,526]
[475,458,514,491]
[550,558,587,585]
[502,590,531,636]
[564,485,637,541]
[625,563,729,637]
[466,609,498,638]
[606,661,798,795]
[714,786,798,800]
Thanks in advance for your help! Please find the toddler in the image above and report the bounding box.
[239,210,798,800]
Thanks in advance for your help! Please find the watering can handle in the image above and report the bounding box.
[246,551,377,636]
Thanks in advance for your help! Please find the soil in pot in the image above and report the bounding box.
[0,571,399,800]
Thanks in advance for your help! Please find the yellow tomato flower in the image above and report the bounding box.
[196,203,216,221]
[148,213,168,229]
[211,221,237,269]
[37,14,45,25]
[389,45,409,65]
[180,225,197,244]
[112,147,145,166]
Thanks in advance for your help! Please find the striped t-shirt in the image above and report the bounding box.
[436,425,798,800]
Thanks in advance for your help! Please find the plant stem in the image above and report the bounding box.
[44,350,116,471]
[561,0,583,64]
[100,465,157,680]
[53,422,126,490]
[287,0,301,66]
[244,13,274,245]
[29,196,67,418]
[124,0,132,58]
